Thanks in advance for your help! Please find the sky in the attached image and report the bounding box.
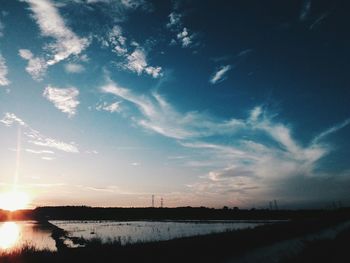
[0,0,349,209]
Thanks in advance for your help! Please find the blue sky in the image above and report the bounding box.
[0,0,349,208]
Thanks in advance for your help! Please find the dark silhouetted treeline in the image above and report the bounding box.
[1,210,350,263]
[1,206,350,221]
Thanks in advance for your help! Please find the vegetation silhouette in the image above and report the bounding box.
[0,207,350,262]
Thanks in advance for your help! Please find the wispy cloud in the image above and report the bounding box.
[210,65,231,84]
[99,26,162,78]
[0,19,4,38]
[312,118,350,144]
[18,49,47,81]
[183,108,350,202]
[309,12,329,30]
[64,63,85,73]
[20,0,89,80]
[100,79,350,202]
[0,113,26,126]
[176,27,194,48]
[41,156,55,161]
[0,112,79,153]
[300,0,311,21]
[104,25,128,55]
[25,149,55,154]
[96,101,122,113]
[167,12,182,28]
[167,11,197,49]
[124,48,162,78]
[43,86,80,117]
[29,138,79,153]
[0,53,10,86]
[0,16,9,85]
[120,0,152,11]
[100,79,243,139]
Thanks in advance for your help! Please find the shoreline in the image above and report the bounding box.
[1,214,350,262]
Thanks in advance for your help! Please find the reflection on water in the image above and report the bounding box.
[0,222,20,249]
[0,221,57,253]
[52,220,266,246]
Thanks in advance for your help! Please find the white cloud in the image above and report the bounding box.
[0,53,10,86]
[120,0,151,11]
[177,27,193,48]
[210,65,231,84]
[41,156,55,161]
[18,49,48,81]
[124,48,162,78]
[29,138,79,153]
[64,63,85,73]
[20,0,89,80]
[166,11,197,49]
[182,107,347,201]
[167,12,182,28]
[100,79,350,202]
[166,12,196,48]
[100,79,244,139]
[96,101,122,113]
[26,149,55,154]
[43,86,80,117]
[0,113,26,126]
[100,26,162,78]
[1,112,79,153]
[105,25,128,56]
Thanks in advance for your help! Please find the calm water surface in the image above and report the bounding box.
[51,220,266,246]
[0,221,56,253]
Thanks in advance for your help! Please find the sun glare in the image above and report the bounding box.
[0,191,30,211]
[0,222,20,250]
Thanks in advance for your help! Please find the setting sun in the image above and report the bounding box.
[0,191,30,211]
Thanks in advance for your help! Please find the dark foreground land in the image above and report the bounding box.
[1,207,350,263]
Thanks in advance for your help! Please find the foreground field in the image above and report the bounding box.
[1,211,350,263]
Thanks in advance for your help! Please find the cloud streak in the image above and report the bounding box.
[0,112,79,153]
[100,79,243,139]
[20,0,89,80]
[100,79,350,203]
[0,53,10,86]
[43,86,80,117]
[96,101,122,113]
[210,65,231,84]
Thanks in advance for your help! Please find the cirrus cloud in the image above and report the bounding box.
[43,86,80,117]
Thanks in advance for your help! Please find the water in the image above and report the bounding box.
[51,220,265,246]
[0,221,57,253]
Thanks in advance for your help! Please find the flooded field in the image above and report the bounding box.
[51,220,266,246]
[0,221,56,253]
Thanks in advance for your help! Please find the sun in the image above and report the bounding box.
[0,191,30,211]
